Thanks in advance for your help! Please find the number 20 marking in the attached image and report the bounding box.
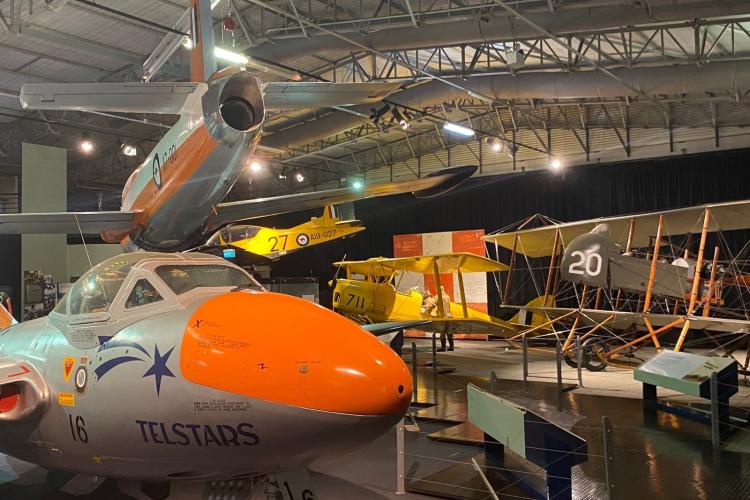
[568,251,603,277]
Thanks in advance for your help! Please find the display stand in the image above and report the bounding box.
[634,351,738,440]
[467,384,587,500]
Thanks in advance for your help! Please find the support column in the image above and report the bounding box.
[21,143,67,316]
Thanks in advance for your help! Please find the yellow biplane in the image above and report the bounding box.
[331,252,554,345]
[204,205,364,260]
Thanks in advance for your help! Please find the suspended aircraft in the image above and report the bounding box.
[0,252,414,493]
[200,205,365,260]
[0,0,475,252]
[483,199,750,371]
[331,252,554,339]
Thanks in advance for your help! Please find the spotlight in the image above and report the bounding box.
[550,158,563,171]
[391,108,409,130]
[486,137,503,152]
[444,122,475,137]
[80,132,93,153]
[249,161,263,173]
[278,174,287,180]
[121,144,137,157]
[214,47,249,65]
[182,36,193,50]
[295,172,305,183]
[352,180,363,190]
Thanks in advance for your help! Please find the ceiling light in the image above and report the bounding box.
[352,180,363,190]
[182,36,193,50]
[249,161,263,173]
[214,47,249,65]
[550,158,563,171]
[210,0,222,9]
[492,140,502,152]
[444,122,475,137]
[121,144,137,157]
[295,172,305,183]
[278,174,287,180]
[80,132,93,153]
[399,119,409,130]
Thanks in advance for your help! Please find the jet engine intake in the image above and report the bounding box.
[0,360,48,422]
[216,71,265,132]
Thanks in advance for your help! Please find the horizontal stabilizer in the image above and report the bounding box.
[0,211,135,235]
[20,82,202,114]
[263,81,402,110]
[212,165,476,229]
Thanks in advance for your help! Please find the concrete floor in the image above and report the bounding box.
[1,339,749,499]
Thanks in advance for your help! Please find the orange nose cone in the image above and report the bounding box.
[181,292,412,416]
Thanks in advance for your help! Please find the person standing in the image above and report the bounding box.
[438,286,455,351]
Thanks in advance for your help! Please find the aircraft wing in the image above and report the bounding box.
[521,306,750,334]
[483,198,750,258]
[362,320,431,337]
[263,81,402,109]
[0,211,136,235]
[210,165,476,230]
[20,82,202,114]
[335,252,508,276]
[404,318,520,337]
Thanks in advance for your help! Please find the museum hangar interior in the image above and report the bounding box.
[1,0,750,499]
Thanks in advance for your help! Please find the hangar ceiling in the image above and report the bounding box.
[1,0,750,206]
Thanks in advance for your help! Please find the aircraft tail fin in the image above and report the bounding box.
[0,306,16,330]
[189,0,217,82]
[510,295,556,327]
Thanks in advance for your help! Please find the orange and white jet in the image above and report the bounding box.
[0,0,475,252]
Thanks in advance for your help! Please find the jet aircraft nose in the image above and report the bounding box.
[181,291,412,416]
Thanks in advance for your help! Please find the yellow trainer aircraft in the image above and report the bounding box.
[331,252,554,338]
[203,205,364,260]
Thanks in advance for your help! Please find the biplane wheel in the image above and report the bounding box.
[582,338,610,372]
[563,354,581,369]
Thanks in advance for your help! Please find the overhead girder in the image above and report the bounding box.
[262,61,750,150]
[247,0,750,63]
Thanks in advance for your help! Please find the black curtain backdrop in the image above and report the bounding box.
[267,148,750,311]
[0,235,21,318]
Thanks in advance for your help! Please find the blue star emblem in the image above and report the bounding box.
[143,345,175,396]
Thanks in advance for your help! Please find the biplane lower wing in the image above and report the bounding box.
[403,318,520,337]
[521,307,750,334]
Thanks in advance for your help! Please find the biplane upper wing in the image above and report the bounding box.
[333,252,509,276]
[483,199,750,258]
[212,165,476,229]
[520,306,750,334]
